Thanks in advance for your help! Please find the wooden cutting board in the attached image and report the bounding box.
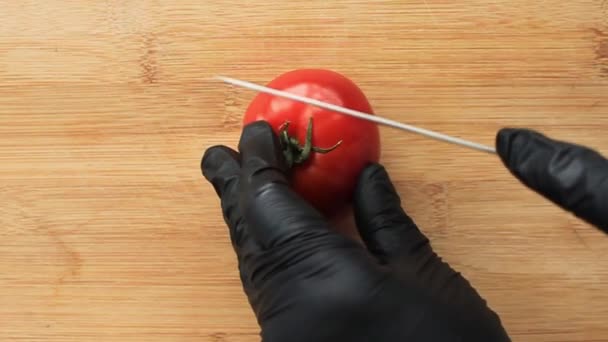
[1,1,608,341]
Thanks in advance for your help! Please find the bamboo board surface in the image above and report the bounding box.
[1,1,608,341]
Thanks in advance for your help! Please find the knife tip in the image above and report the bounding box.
[213,75,232,83]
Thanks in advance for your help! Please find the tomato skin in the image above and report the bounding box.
[242,69,381,216]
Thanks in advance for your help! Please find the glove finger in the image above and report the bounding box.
[496,128,608,232]
[237,120,333,249]
[354,163,505,331]
[353,163,431,265]
[201,145,260,252]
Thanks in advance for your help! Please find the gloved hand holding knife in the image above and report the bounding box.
[202,76,607,341]
[496,128,608,232]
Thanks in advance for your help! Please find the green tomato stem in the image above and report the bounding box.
[278,117,342,168]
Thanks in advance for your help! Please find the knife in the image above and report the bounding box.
[215,75,497,154]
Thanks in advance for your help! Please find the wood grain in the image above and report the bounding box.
[1,1,608,341]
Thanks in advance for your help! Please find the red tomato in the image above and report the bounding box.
[242,69,381,216]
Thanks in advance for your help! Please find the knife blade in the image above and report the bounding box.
[215,75,497,154]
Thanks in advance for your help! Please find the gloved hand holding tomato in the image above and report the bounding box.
[202,120,510,341]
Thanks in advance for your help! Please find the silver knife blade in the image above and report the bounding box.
[215,75,496,154]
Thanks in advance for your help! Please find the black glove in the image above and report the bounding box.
[496,128,608,232]
[202,120,510,342]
